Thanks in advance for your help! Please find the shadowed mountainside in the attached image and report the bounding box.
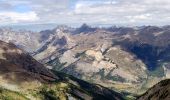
[138,79,170,100]
[0,40,124,100]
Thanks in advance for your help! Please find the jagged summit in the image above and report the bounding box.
[73,23,97,34]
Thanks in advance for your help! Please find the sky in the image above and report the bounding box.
[0,0,170,26]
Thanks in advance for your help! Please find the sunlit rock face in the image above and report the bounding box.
[0,28,42,52]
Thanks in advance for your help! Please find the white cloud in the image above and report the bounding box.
[126,14,152,23]
[0,11,39,24]
[0,0,170,26]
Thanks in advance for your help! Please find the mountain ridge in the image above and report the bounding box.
[0,40,125,100]
[1,24,170,95]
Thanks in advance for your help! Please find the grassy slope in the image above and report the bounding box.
[0,70,125,100]
[0,87,29,100]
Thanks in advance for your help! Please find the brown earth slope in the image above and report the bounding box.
[0,40,125,100]
[138,79,170,100]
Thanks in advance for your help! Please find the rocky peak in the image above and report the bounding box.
[73,23,96,34]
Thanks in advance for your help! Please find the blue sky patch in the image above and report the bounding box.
[14,4,31,13]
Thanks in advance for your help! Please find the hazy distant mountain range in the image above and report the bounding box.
[0,24,170,99]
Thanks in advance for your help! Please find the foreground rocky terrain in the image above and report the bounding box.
[0,40,124,100]
[1,24,170,96]
[138,79,170,100]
